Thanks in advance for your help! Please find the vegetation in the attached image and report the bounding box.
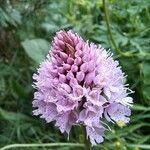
[0,0,150,149]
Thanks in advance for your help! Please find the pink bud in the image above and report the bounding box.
[69,78,78,87]
[66,71,74,80]
[58,39,65,49]
[59,74,66,83]
[57,33,63,40]
[80,63,88,72]
[85,72,95,85]
[74,57,82,65]
[50,69,58,76]
[71,65,78,72]
[57,67,65,74]
[59,51,68,60]
[73,85,84,97]
[75,50,82,57]
[63,64,71,70]
[76,71,85,82]
[87,60,95,72]
[60,83,72,93]
[67,57,74,65]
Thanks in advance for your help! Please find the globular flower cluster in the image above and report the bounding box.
[32,30,133,145]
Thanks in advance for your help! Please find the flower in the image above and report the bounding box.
[32,30,133,145]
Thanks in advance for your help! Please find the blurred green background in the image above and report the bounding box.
[0,0,150,150]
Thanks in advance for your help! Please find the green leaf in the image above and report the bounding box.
[10,9,22,25]
[143,61,150,84]
[0,108,29,122]
[11,80,27,99]
[21,39,50,64]
[132,104,150,111]
[127,144,150,149]
[143,85,150,101]
[142,61,150,100]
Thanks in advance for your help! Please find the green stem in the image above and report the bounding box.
[0,143,84,150]
[82,126,92,150]
[103,0,119,53]
[102,0,145,57]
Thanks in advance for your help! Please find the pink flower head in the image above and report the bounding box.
[32,30,133,145]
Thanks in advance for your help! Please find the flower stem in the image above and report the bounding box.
[0,143,84,150]
[103,0,118,52]
[82,126,92,150]
[102,0,142,57]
